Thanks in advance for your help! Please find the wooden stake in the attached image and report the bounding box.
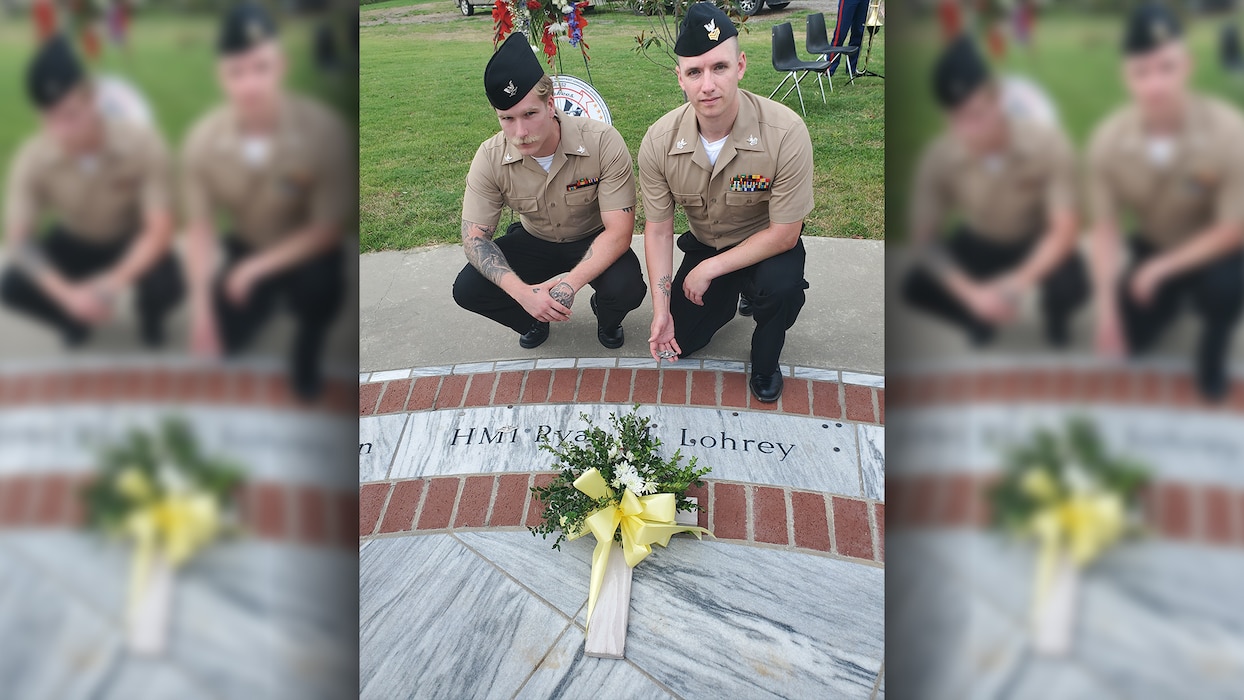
[584,542,631,659]
[1032,553,1078,656]
[127,554,174,655]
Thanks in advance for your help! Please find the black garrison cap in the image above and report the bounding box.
[485,33,545,110]
[27,35,85,109]
[674,3,738,58]
[218,2,278,55]
[1123,3,1182,55]
[932,35,991,110]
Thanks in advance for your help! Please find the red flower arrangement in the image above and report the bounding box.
[492,0,591,68]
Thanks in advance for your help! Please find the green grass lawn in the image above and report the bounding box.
[359,0,885,250]
[887,12,1244,240]
[0,13,354,223]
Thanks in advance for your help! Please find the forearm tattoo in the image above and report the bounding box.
[461,220,513,286]
[549,281,576,308]
[657,274,672,298]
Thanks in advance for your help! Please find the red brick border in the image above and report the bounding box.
[888,367,1244,413]
[0,474,356,549]
[359,369,884,425]
[0,367,356,413]
[356,472,885,566]
[888,473,1244,550]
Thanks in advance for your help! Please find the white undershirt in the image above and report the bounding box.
[701,135,729,166]
[533,153,556,172]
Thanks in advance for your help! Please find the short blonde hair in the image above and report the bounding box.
[532,75,554,101]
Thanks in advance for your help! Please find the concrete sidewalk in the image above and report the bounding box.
[360,236,885,375]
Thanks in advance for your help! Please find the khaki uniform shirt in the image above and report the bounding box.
[1088,95,1244,249]
[181,94,354,249]
[638,90,814,250]
[911,117,1077,245]
[461,110,635,243]
[5,119,171,244]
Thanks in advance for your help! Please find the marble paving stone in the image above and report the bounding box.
[88,660,215,700]
[359,414,410,483]
[494,359,537,372]
[388,404,863,495]
[589,539,885,699]
[360,535,571,700]
[0,406,358,490]
[891,404,1244,488]
[576,358,617,368]
[700,359,746,373]
[410,365,454,377]
[793,367,840,382]
[2,532,358,700]
[617,357,659,368]
[892,531,1244,698]
[452,361,495,374]
[514,627,677,700]
[369,368,411,382]
[534,358,576,369]
[454,531,592,619]
[842,371,885,388]
[859,424,884,502]
[359,372,371,383]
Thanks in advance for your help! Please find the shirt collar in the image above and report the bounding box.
[668,90,764,172]
[501,109,584,166]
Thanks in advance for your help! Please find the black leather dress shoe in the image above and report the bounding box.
[749,371,783,403]
[1198,361,1230,403]
[737,294,754,317]
[590,294,624,349]
[519,321,550,349]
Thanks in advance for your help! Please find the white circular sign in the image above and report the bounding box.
[551,75,611,125]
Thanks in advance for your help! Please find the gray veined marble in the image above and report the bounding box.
[370,368,412,382]
[359,414,410,483]
[387,404,863,496]
[859,424,884,502]
[0,405,358,490]
[514,627,677,700]
[455,531,595,619]
[359,535,572,700]
[0,532,358,700]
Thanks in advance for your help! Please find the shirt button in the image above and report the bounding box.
[550,203,556,208]
[711,198,717,203]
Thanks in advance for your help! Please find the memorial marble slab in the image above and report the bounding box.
[514,628,677,700]
[0,405,357,489]
[859,423,884,501]
[891,403,1244,487]
[359,535,571,700]
[359,414,409,483]
[388,404,865,495]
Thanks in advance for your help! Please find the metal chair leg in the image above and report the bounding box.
[794,74,806,116]
[781,71,805,100]
[769,72,794,100]
[818,71,827,103]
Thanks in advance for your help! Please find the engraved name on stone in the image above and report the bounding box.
[443,422,797,461]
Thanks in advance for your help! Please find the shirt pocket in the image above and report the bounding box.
[725,191,772,207]
[673,192,705,208]
[508,196,540,214]
[564,188,599,207]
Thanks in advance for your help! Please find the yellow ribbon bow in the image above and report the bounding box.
[1024,469,1126,615]
[565,468,711,629]
[118,469,223,613]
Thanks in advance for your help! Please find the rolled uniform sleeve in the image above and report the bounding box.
[179,122,214,226]
[595,128,635,213]
[1215,137,1244,226]
[4,142,40,231]
[310,112,356,230]
[461,143,505,229]
[1086,125,1119,227]
[909,143,948,236]
[638,127,675,224]
[767,120,815,225]
[1044,129,1079,217]
[139,130,174,216]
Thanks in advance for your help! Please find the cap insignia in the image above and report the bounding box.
[705,19,721,42]
[504,80,518,97]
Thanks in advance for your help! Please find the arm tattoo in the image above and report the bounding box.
[549,281,576,308]
[657,274,672,298]
[461,220,512,286]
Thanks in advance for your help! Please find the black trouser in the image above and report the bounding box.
[672,231,809,376]
[0,224,183,343]
[902,225,1089,343]
[1120,237,1244,381]
[452,222,646,334]
[214,237,345,380]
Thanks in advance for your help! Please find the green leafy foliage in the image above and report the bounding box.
[529,406,710,549]
[81,418,245,533]
[987,417,1150,533]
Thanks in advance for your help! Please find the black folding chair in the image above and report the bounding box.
[806,12,860,91]
[769,22,829,116]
